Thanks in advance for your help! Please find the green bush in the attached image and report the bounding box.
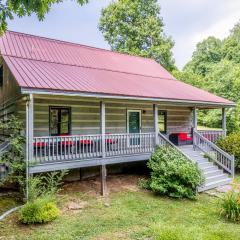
[27,170,67,201]
[216,133,240,168]
[220,191,240,222]
[19,195,60,224]
[146,146,204,199]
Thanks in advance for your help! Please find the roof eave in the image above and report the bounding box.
[20,87,236,108]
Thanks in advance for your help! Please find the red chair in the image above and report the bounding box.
[179,132,193,141]
[169,132,193,145]
[58,134,73,146]
[33,141,47,148]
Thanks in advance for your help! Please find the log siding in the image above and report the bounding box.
[14,95,193,137]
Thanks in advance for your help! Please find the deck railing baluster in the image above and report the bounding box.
[33,133,156,164]
[193,129,234,176]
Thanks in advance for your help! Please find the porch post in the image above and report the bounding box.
[222,108,227,137]
[153,104,159,146]
[193,107,197,130]
[28,94,34,162]
[25,94,34,201]
[100,164,107,196]
[100,101,107,196]
[100,101,106,158]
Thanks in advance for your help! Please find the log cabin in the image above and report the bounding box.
[0,31,236,192]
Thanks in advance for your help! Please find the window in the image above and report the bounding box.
[49,107,71,136]
[0,66,3,87]
[158,110,167,133]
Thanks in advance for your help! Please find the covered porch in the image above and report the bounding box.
[24,94,228,174]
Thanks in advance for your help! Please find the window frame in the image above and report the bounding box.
[49,106,71,136]
[158,110,167,134]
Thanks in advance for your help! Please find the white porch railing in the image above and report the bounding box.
[193,130,234,177]
[197,130,225,142]
[32,133,155,164]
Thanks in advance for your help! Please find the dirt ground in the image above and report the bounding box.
[61,173,146,197]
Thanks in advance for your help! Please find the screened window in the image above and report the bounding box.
[49,107,71,136]
[158,110,167,133]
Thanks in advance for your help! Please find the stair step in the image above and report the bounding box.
[198,162,213,168]
[205,174,228,184]
[178,144,232,192]
[196,159,209,164]
[204,169,223,177]
[198,178,232,192]
[201,165,218,172]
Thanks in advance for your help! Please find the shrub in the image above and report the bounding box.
[220,191,240,222]
[146,146,204,199]
[19,195,60,224]
[19,171,66,224]
[27,170,67,201]
[216,133,240,168]
[0,116,25,193]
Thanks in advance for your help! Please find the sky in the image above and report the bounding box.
[7,0,240,69]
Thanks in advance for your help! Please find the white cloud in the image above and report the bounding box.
[159,0,240,69]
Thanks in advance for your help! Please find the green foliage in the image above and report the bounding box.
[184,36,222,77]
[19,195,60,224]
[220,191,240,222]
[172,69,204,89]
[138,178,151,190]
[19,171,66,224]
[28,171,67,201]
[0,0,88,35]
[181,22,240,133]
[146,146,204,199]
[99,0,175,72]
[216,133,240,168]
[0,116,25,192]
[222,22,240,64]
[205,60,240,101]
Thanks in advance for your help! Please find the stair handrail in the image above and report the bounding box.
[193,129,234,177]
[0,141,11,181]
[0,141,10,156]
[158,132,193,163]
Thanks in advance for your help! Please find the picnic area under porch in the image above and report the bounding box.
[23,94,227,176]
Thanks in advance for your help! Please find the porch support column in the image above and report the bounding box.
[222,108,227,137]
[100,101,107,196]
[153,104,159,146]
[100,164,107,196]
[193,107,198,130]
[100,101,106,158]
[26,94,34,201]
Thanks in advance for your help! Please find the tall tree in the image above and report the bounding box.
[184,36,222,76]
[99,0,175,72]
[181,22,240,133]
[0,0,88,35]
[222,22,240,64]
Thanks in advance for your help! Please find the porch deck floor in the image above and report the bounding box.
[29,152,152,174]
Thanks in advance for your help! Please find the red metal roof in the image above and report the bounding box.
[0,31,235,105]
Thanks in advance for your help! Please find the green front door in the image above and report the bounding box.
[128,111,141,145]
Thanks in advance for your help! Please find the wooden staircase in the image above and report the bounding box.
[179,145,232,192]
[158,131,234,192]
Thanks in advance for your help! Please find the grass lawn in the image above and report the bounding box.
[197,126,222,131]
[1,175,240,240]
[0,194,20,215]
